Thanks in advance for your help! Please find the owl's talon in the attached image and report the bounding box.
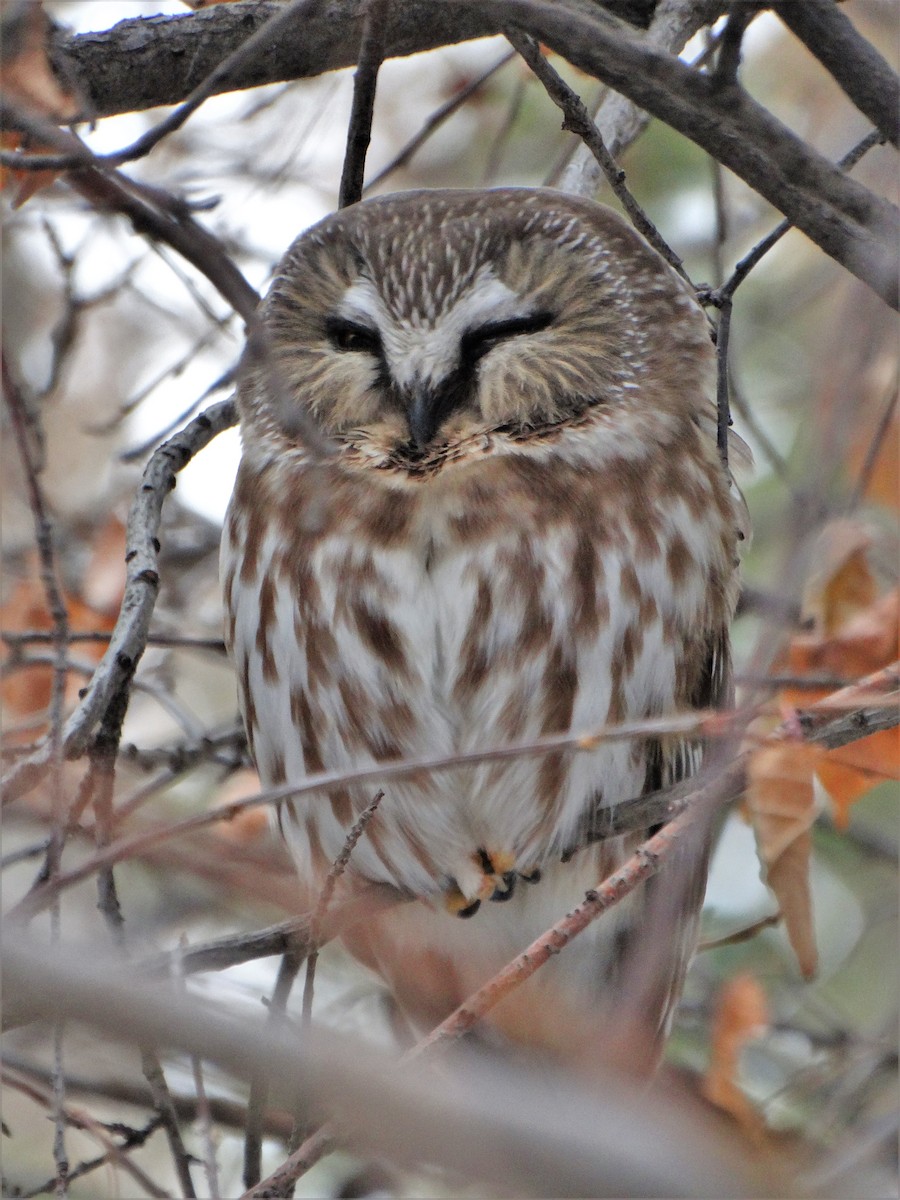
[444,884,483,917]
[519,867,542,885]
[489,871,517,902]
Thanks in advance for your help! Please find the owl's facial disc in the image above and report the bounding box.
[329,272,555,451]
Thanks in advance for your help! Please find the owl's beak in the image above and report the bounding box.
[406,389,442,452]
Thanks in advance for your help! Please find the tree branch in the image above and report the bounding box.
[2,936,785,1199]
[772,0,899,148]
[40,0,899,306]
[1,399,238,805]
[339,0,389,208]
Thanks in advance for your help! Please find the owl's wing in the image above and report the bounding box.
[601,619,734,1055]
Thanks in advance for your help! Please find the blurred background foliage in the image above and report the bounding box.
[1,1,897,1197]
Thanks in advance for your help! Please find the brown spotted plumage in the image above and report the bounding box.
[221,189,743,1045]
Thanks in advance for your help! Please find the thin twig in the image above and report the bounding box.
[2,1071,168,1199]
[2,630,229,654]
[480,72,527,185]
[363,51,515,195]
[140,1049,197,1198]
[244,792,384,1185]
[87,667,198,1199]
[848,382,898,511]
[2,351,72,1197]
[339,0,389,208]
[12,673,900,924]
[242,946,305,1190]
[301,791,384,1024]
[710,2,755,90]
[715,297,733,468]
[508,29,690,282]
[698,911,782,953]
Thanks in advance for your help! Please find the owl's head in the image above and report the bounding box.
[240,189,713,463]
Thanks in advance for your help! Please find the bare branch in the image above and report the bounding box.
[339,0,389,208]
[2,936,785,1199]
[20,1,898,301]
[772,0,899,147]
[1,399,238,805]
[507,29,690,280]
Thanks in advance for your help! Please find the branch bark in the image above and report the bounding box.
[772,0,899,148]
[1,935,786,1199]
[42,0,899,307]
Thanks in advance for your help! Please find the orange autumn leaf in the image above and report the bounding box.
[214,768,270,844]
[0,524,124,730]
[798,520,877,639]
[788,587,900,827]
[782,520,899,829]
[702,973,769,1141]
[745,741,820,979]
[815,728,899,826]
[0,575,116,723]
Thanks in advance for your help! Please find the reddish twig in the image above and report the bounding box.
[410,790,726,1057]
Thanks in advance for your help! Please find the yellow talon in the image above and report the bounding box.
[443,887,481,918]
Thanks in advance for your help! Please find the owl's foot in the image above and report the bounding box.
[443,849,524,916]
[444,891,481,918]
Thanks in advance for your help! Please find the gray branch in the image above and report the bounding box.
[43,0,899,307]
[773,0,899,148]
[1,399,238,805]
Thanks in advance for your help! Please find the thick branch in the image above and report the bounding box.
[773,0,899,148]
[483,0,899,307]
[42,0,899,306]
[4,935,779,1199]
[47,1,669,121]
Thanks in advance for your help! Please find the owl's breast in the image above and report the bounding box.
[222,425,736,898]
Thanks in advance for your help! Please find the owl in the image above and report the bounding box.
[221,189,741,1048]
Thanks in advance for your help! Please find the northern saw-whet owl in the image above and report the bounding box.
[222,189,741,1048]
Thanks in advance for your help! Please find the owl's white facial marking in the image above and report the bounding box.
[251,189,715,462]
[336,268,524,387]
[331,267,554,450]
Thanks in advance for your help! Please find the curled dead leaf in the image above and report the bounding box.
[745,742,820,979]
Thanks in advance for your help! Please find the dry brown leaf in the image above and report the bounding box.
[745,741,820,979]
[800,520,877,637]
[0,544,120,730]
[787,586,899,827]
[2,3,81,119]
[701,973,769,1141]
[815,727,899,828]
[1,2,82,205]
[214,768,269,844]
[780,519,898,829]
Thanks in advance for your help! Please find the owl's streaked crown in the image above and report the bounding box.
[241,189,713,466]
